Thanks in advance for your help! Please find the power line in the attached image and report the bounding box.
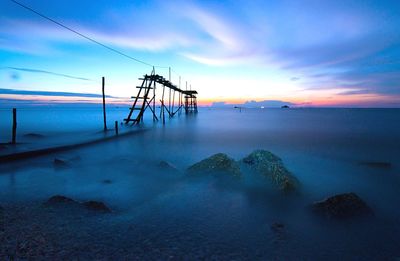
[10,0,190,87]
[11,0,154,67]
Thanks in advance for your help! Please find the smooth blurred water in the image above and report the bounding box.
[0,107,400,259]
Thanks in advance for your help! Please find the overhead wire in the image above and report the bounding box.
[10,0,192,87]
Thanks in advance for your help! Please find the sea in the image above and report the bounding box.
[0,106,399,260]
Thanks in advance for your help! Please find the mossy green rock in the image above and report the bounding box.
[187,153,241,178]
[242,150,299,192]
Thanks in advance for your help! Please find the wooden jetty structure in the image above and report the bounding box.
[124,68,198,124]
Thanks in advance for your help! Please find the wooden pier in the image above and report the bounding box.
[124,69,198,124]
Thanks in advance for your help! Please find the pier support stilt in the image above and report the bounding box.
[102,77,107,131]
[12,108,17,144]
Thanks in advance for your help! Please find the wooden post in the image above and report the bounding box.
[161,85,166,125]
[169,87,171,117]
[102,77,107,131]
[115,121,119,135]
[12,108,16,144]
[179,76,181,115]
[153,78,156,122]
[172,90,175,115]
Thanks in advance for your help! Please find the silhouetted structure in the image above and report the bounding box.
[124,69,198,124]
[183,90,198,114]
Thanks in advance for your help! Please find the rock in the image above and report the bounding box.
[82,201,111,213]
[281,105,290,109]
[44,195,111,213]
[311,193,373,219]
[242,150,299,192]
[23,133,44,138]
[270,222,284,232]
[53,158,69,168]
[187,153,241,178]
[102,179,112,184]
[158,161,179,172]
[359,161,391,169]
[44,195,79,206]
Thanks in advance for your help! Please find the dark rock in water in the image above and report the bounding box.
[45,195,78,206]
[271,222,284,232]
[82,201,111,213]
[311,193,373,219]
[242,150,299,192]
[23,133,45,138]
[158,161,179,172]
[102,179,112,184]
[281,105,290,109]
[53,158,69,168]
[45,195,111,213]
[359,161,391,169]
[187,153,241,178]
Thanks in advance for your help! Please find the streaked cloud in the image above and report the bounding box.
[0,88,113,98]
[211,100,295,108]
[3,67,93,81]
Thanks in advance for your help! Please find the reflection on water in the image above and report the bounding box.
[0,107,400,259]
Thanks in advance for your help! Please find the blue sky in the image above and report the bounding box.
[1,0,400,107]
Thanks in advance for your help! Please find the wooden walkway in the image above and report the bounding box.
[124,69,198,124]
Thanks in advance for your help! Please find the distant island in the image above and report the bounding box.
[281,105,290,108]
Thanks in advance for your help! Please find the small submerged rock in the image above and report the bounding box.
[82,201,111,213]
[242,150,299,192]
[23,133,45,138]
[270,222,284,232]
[45,195,78,205]
[359,161,391,169]
[187,153,241,178]
[158,160,179,173]
[311,192,373,219]
[44,195,111,213]
[102,179,112,184]
[53,158,69,168]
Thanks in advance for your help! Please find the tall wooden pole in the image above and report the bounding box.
[102,77,107,131]
[115,121,119,135]
[12,108,17,144]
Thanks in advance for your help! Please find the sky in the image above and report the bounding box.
[1,0,400,107]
